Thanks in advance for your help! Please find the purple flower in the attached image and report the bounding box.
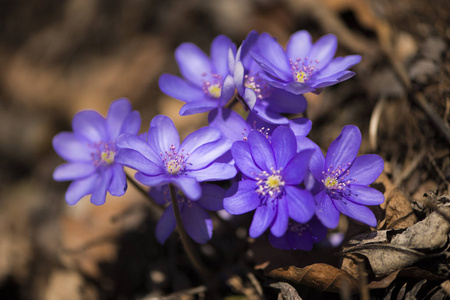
[208,107,312,144]
[151,184,225,244]
[158,35,236,115]
[251,30,361,95]
[115,115,237,200]
[309,125,384,228]
[223,126,315,238]
[52,98,141,205]
[234,31,307,124]
[269,217,327,251]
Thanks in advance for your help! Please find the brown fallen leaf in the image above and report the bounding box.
[343,244,425,277]
[367,267,446,289]
[383,188,417,230]
[266,263,359,294]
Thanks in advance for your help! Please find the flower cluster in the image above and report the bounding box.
[53,30,384,251]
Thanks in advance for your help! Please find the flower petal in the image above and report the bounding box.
[314,55,361,79]
[269,233,290,250]
[116,133,161,163]
[108,163,127,197]
[115,149,163,175]
[156,206,176,244]
[333,198,377,227]
[182,203,213,244]
[219,74,235,107]
[346,185,385,206]
[257,33,291,80]
[234,61,245,95]
[251,51,291,83]
[266,88,307,114]
[181,126,221,154]
[325,125,361,172]
[187,139,232,170]
[210,35,234,77]
[209,108,250,143]
[271,126,297,169]
[148,115,180,154]
[106,98,132,140]
[170,176,202,201]
[175,43,211,86]
[53,132,92,162]
[231,141,262,179]
[283,81,316,94]
[283,149,313,185]
[197,184,225,211]
[224,180,260,215]
[287,230,313,251]
[250,102,289,125]
[186,163,237,182]
[179,100,219,116]
[285,186,315,223]
[120,111,141,136]
[90,169,113,205]
[289,118,312,137]
[286,30,312,61]
[65,173,98,205]
[248,130,276,172]
[135,173,169,187]
[308,34,337,69]
[53,162,96,181]
[249,201,276,238]
[158,74,205,103]
[270,197,289,237]
[347,154,384,185]
[72,110,108,143]
[314,190,340,229]
[311,71,355,88]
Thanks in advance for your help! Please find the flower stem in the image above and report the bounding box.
[169,184,211,279]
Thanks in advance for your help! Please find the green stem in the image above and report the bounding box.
[169,184,210,278]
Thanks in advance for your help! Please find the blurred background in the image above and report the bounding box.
[0,0,448,299]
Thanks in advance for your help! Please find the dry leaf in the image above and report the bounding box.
[383,188,417,229]
[266,263,359,294]
[368,267,446,289]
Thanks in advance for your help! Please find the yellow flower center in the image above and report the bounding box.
[266,174,283,189]
[166,159,182,174]
[101,150,115,164]
[208,83,222,98]
[324,176,339,189]
[295,70,307,83]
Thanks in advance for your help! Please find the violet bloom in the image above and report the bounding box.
[52,98,141,205]
[234,31,306,124]
[224,126,315,238]
[151,184,225,244]
[159,35,236,115]
[309,125,384,229]
[115,115,236,200]
[251,30,361,95]
[269,217,327,251]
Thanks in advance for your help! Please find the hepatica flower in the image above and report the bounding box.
[52,98,141,205]
[159,35,236,115]
[310,125,385,228]
[115,115,236,200]
[151,184,225,244]
[234,31,307,124]
[251,30,362,95]
[269,217,327,251]
[224,126,315,238]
